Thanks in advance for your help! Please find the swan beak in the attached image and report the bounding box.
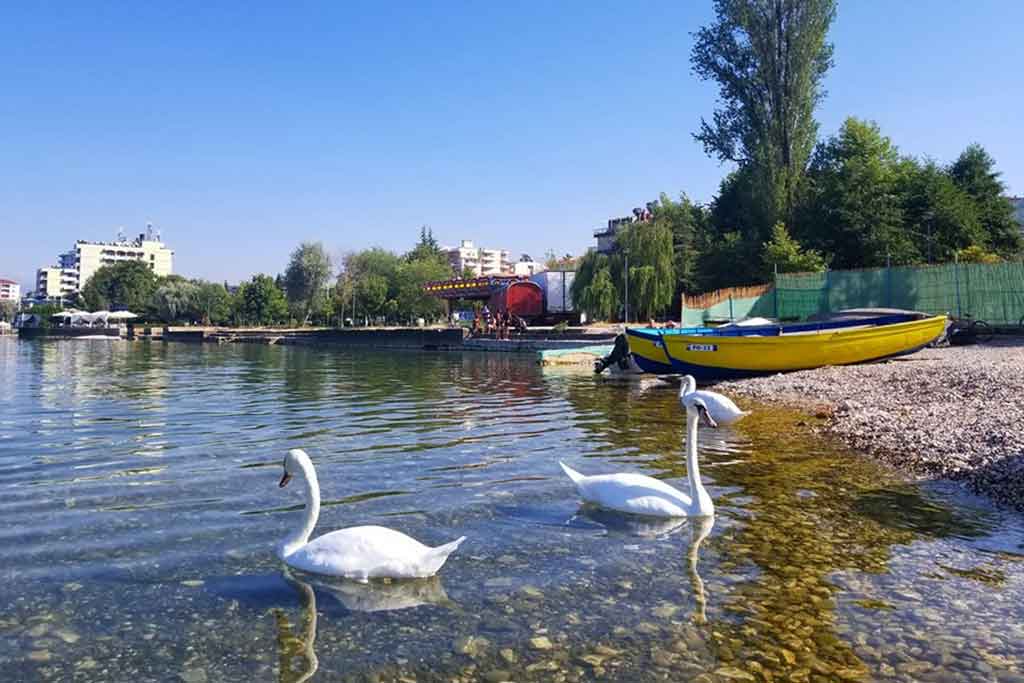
[279,472,292,488]
[698,405,717,428]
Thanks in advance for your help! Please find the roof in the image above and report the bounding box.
[0,278,18,285]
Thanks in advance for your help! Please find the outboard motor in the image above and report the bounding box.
[595,333,631,374]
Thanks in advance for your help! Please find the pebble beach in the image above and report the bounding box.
[718,340,1024,511]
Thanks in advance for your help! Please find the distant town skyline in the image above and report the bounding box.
[2,2,1022,291]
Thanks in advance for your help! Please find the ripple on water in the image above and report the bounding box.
[0,338,1023,681]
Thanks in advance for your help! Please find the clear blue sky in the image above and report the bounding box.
[3,2,1022,290]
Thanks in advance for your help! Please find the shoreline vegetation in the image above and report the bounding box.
[718,341,1024,512]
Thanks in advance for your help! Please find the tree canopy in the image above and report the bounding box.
[283,242,333,323]
[235,274,289,326]
[692,0,837,227]
[80,261,159,313]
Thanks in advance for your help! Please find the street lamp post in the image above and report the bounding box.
[623,250,629,325]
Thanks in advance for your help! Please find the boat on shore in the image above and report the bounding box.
[626,310,947,380]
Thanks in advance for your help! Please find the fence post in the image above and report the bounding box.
[824,268,831,314]
[954,254,962,319]
[886,251,892,308]
[729,295,734,321]
[773,263,779,319]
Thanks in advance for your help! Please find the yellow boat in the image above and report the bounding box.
[626,312,947,379]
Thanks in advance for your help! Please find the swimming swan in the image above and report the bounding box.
[679,375,749,425]
[276,449,465,580]
[559,396,719,517]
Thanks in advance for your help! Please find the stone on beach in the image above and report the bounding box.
[718,341,1024,510]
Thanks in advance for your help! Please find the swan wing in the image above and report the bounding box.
[284,526,462,580]
[693,389,749,425]
[574,472,693,518]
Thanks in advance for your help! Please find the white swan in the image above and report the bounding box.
[559,395,719,517]
[679,375,749,425]
[276,449,465,580]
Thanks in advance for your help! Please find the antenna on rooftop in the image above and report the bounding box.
[146,222,154,241]
[117,226,125,242]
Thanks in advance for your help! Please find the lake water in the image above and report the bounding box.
[1,338,1023,682]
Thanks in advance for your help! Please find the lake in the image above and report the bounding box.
[1,337,1022,682]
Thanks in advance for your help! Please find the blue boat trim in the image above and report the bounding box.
[626,313,922,341]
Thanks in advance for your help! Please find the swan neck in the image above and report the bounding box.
[686,409,713,516]
[280,458,321,558]
[679,375,696,399]
[686,409,701,490]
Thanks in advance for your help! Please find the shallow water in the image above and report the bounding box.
[1,338,1022,682]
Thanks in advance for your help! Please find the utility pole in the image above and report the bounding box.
[623,251,629,325]
[924,211,935,264]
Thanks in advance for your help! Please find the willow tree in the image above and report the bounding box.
[283,242,333,324]
[616,220,676,321]
[692,0,836,232]
[571,251,619,321]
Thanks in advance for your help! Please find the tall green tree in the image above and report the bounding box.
[762,222,825,273]
[799,118,911,268]
[896,159,983,263]
[405,226,448,266]
[283,242,333,324]
[394,258,452,322]
[153,279,197,323]
[948,144,1022,255]
[643,193,706,296]
[571,251,619,321]
[692,0,837,228]
[80,261,159,313]
[616,220,676,321]
[354,274,389,320]
[191,280,232,325]
[235,274,289,326]
[571,220,675,321]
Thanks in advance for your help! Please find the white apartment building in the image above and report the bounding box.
[445,240,512,277]
[513,254,542,277]
[34,267,73,302]
[0,278,20,302]
[35,227,174,302]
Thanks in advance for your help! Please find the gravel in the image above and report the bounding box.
[716,340,1024,511]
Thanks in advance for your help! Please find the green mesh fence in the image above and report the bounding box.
[681,261,1024,325]
[775,261,1024,324]
[681,294,778,326]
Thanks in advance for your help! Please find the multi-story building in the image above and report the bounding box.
[34,267,70,302]
[445,240,512,277]
[34,227,174,302]
[593,216,633,254]
[0,278,20,302]
[513,254,542,277]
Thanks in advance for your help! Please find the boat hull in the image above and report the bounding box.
[626,315,947,379]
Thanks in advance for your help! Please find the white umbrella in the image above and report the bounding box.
[108,311,138,320]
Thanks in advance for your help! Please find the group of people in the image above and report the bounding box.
[471,306,527,339]
[631,202,657,223]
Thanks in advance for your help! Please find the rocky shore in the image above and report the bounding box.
[717,340,1024,511]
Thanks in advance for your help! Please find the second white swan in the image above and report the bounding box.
[560,394,719,517]
[276,449,465,581]
[679,374,749,425]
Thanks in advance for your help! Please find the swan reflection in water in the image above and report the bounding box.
[273,570,453,681]
[574,507,715,623]
[274,574,318,683]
